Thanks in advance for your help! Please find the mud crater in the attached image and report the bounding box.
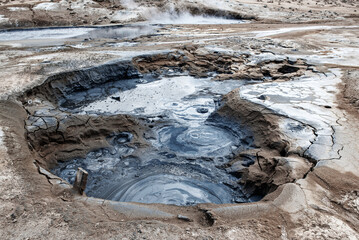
[52,74,256,205]
[22,50,309,206]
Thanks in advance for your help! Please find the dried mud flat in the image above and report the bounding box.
[0,0,359,239]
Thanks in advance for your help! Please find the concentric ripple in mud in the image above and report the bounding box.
[102,174,233,205]
[157,125,237,157]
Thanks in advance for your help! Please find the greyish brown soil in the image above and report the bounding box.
[0,0,359,239]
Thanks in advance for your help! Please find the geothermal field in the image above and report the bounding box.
[0,0,358,239]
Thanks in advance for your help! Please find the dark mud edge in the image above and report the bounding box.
[3,49,313,222]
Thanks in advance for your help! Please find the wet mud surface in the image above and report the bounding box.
[49,74,257,205]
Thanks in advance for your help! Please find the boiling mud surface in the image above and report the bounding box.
[53,76,257,205]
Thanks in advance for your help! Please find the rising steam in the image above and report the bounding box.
[116,0,242,25]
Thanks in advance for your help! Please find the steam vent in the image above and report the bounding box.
[0,0,359,239]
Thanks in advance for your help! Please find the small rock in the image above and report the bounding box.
[10,213,17,223]
[111,96,121,102]
[258,95,270,101]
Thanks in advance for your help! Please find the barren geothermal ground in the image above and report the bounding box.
[0,0,359,239]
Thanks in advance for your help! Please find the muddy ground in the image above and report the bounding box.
[0,0,359,239]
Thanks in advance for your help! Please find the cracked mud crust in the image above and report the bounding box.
[0,0,359,239]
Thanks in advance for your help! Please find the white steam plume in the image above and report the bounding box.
[120,0,138,10]
[116,0,241,25]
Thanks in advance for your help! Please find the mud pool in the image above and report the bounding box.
[0,25,157,47]
[52,75,259,206]
[0,15,245,47]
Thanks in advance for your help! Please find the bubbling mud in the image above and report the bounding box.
[157,125,237,157]
[48,75,257,205]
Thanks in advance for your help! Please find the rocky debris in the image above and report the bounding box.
[133,46,309,81]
